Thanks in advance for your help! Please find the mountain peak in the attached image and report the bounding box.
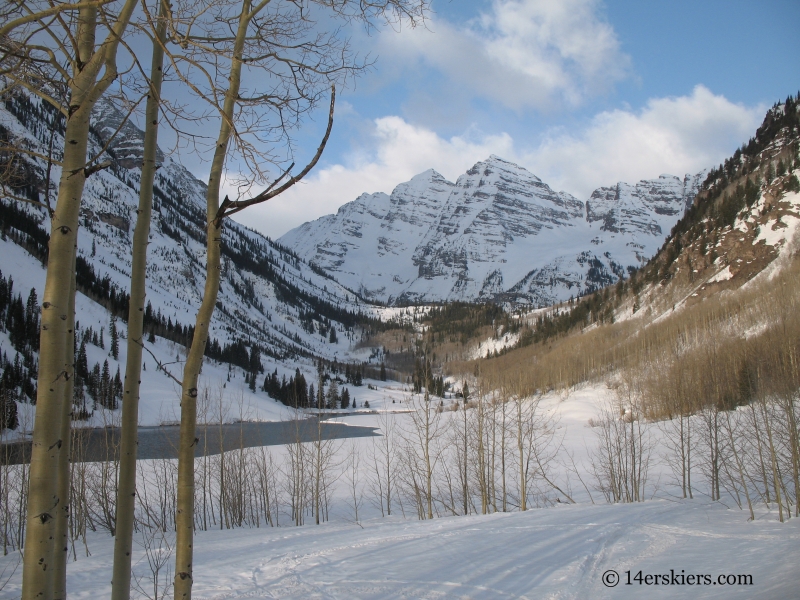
[463,155,544,185]
[281,157,702,305]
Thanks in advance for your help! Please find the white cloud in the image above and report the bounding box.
[238,86,764,239]
[526,85,765,197]
[378,0,630,110]
[237,117,514,238]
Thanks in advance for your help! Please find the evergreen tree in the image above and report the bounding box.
[380,362,386,381]
[25,288,39,351]
[317,364,325,409]
[340,387,350,410]
[89,363,101,407]
[293,369,308,407]
[112,367,123,410]
[248,345,261,392]
[329,327,338,343]
[327,380,339,409]
[0,389,18,430]
[110,316,119,360]
[76,341,88,380]
[73,371,88,420]
[100,360,111,408]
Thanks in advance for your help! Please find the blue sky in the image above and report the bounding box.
[226,0,800,239]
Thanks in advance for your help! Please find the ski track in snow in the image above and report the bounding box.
[3,499,794,599]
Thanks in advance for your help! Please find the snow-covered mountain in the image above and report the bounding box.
[280,156,703,306]
[0,92,395,421]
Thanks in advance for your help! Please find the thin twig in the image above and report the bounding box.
[132,337,183,386]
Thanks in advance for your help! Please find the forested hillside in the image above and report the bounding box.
[0,92,402,428]
[435,95,800,519]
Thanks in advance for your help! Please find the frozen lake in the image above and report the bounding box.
[0,417,379,464]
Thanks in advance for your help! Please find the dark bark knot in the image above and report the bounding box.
[59,226,71,235]
[178,571,192,580]
[188,388,198,398]
[37,512,53,524]
[42,302,51,309]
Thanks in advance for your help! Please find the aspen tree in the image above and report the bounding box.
[499,384,507,512]
[53,257,76,600]
[513,378,527,511]
[112,3,170,597]
[476,379,487,514]
[461,380,470,514]
[369,411,397,517]
[166,3,428,595]
[1,3,139,597]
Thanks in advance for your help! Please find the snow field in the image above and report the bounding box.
[3,382,798,598]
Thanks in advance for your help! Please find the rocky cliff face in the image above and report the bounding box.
[586,173,704,235]
[92,99,166,169]
[281,156,704,305]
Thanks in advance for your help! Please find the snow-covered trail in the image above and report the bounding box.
[4,499,795,599]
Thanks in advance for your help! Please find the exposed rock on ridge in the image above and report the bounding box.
[280,156,704,305]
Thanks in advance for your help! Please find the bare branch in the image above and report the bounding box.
[0,146,63,167]
[0,187,50,209]
[132,337,183,387]
[0,1,114,39]
[82,160,112,178]
[214,84,335,224]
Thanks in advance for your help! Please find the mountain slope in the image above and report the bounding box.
[483,94,800,373]
[0,92,394,423]
[280,156,703,306]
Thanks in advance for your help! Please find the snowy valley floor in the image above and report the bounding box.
[3,383,800,599]
[2,499,797,599]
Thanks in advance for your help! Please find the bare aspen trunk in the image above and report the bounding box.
[686,413,693,499]
[761,399,784,522]
[490,392,497,513]
[500,391,507,512]
[425,390,434,520]
[112,4,168,597]
[724,412,754,521]
[477,394,486,514]
[517,401,526,512]
[749,403,771,505]
[22,58,86,600]
[53,257,76,600]
[315,417,322,525]
[22,3,136,596]
[174,4,250,595]
[462,383,469,515]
